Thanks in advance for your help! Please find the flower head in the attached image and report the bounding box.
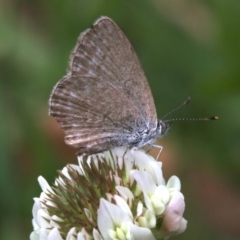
[30,147,187,240]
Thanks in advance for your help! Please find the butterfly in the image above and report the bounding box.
[49,16,217,156]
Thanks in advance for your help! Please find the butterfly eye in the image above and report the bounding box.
[144,129,150,134]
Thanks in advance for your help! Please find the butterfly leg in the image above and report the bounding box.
[145,145,153,154]
[123,146,130,158]
[147,144,163,160]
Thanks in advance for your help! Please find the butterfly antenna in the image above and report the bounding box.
[165,116,218,123]
[162,97,191,119]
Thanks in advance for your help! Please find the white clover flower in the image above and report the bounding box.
[30,147,187,240]
[98,198,155,240]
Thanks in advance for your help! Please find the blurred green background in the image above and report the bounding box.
[1,0,240,239]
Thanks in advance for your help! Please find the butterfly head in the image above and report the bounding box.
[157,119,171,138]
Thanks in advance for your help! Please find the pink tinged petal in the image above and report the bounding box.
[48,227,63,240]
[160,192,187,237]
[130,224,156,240]
[97,199,132,239]
[177,218,187,235]
[166,176,181,191]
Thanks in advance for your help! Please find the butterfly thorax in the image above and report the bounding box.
[130,120,171,148]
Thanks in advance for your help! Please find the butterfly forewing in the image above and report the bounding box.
[70,17,156,124]
[49,16,157,154]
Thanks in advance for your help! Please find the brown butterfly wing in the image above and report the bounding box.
[49,17,157,154]
[50,74,144,153]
